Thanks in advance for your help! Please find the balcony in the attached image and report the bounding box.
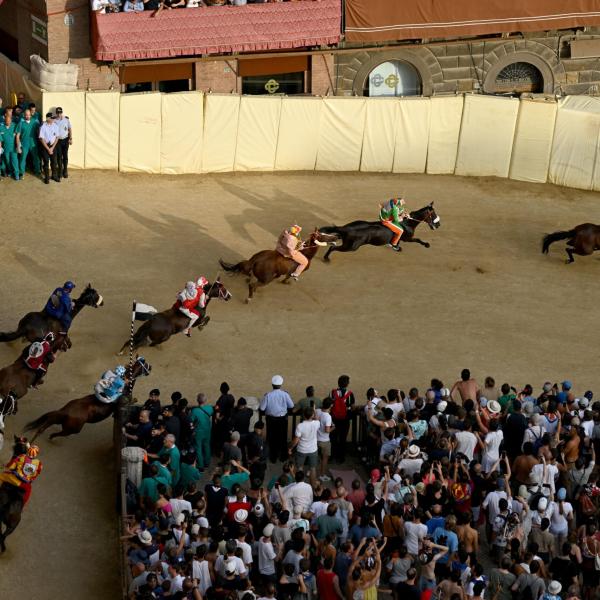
[91,0,341,62]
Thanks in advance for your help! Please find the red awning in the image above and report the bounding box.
[345,0,600,43]
[93,0,341,62]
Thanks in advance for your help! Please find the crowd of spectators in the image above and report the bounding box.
[119,371,600,600]
[91,0,317,15]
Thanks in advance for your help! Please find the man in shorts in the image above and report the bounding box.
[289,407,320,485]
[316,398,334,482]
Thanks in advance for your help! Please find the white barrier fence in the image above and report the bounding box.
[39,90,600,191]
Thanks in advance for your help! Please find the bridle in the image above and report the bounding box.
[0,393,16,418]
[407,208,439,229]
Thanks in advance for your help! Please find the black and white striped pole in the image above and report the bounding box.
[127,300,136,393]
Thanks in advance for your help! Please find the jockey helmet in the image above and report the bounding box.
[115,365,126,377]
[196,276,209,288]
[63,281,75,290]
[289,225,302,236]
[27,445,40,458]
[185,281,196,293]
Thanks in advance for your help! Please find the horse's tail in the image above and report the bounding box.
[542,229,575,254]
[24,410,63,433]
[0,329,22,342]
[219,258,246,274]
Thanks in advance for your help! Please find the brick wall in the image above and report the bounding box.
[311,53,334,95]
[194,60,239,93]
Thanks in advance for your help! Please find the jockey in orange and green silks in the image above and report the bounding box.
[380,197,409,250]
[0,445,42,506]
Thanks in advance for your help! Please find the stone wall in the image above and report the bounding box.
[335,31,600,97]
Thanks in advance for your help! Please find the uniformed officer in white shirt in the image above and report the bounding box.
[260,375,294,463]
[54,107,72,179]
[38,112,60,184]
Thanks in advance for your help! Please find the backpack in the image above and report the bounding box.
[331,388,352,420]
[522,582,534,600]
[527,426,544,454]
[580,493,596,517]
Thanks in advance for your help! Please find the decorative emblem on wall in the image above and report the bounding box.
[370,73,384,87]
[385,73,399,88]
[264,79,280,94]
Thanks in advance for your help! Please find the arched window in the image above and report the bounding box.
[494,61,543,94]
[363,60,422,97]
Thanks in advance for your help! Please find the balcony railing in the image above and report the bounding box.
[92,0,342,62]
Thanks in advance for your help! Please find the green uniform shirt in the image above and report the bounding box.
[138,475,169,503]
[221,471,249,493]
[0,121,18,151]
[17,118,39,146]
[179,463,201,489]
[190,405,213,432]
[152,460,173,488]
[159,445,181,485]
[498,393,516,412]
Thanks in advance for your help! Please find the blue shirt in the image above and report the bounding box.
[349,524,381,547]
[426,516,445,535]
[260,389,294,417]
[432,527,458,563]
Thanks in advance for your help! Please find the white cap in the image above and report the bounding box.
[175,513,186,525]
[437,401,448,413]
[234,509,249,523]
[253,503,265,517]
[271,375,284,386]
[440,388,450,398]
[538,497,548,511]
[191,524,200,535]
[263,523,275,537]
[197,516,209,529]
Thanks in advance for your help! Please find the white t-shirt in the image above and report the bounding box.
[170,498,192,522]
[530,463,559,494]
[455,430,477,461]
[236,539,253,567]
[550,501,573,533]
[310,500,329,520]
[398,457,423,477]
[316,409,332,443]
[295,419,320,454]
[482,490,508,522]
[192,559,212,595]
[283,481,314,512]
[404,521,427,555]
[258,538,277,575]
[215,554,247,578]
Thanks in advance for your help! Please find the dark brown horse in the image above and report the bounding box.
[0,284,104,344]
[219,230,339,302]
[0,333,71,402]
[0,435,31,553]
[117,280,232,355]
[25,356,152,441]
[542,224,600,263]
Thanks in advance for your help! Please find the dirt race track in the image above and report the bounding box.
[0,171,600,598]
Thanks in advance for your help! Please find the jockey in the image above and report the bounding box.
[94,365,127,404]
[379,197,409,251]
[275,224,308,280]
[0,444,42,506]
[23,332,56,388]
[174,277,209,337]
[44,281,76,330]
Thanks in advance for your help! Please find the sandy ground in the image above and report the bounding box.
[0,170,599,598]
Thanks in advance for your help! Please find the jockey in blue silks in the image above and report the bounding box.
[44,281,75,330]
[94,365,127,403]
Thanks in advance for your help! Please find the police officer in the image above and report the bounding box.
[54,107,72,179]
[16,107,40,179]
[38,112,60,184]
[0,108,20,180]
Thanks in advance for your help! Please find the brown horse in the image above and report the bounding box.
[25,356,152,441]
[219,230,339,302]
[0,334,71,402]
[0,284,104,344]
[542,224,600,263]
[117,280,232,355]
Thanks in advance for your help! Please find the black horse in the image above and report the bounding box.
[0,284,104,344]
[0,435,31,553]
[319,202,441,262]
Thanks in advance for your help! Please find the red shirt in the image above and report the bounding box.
[316,569,338,600]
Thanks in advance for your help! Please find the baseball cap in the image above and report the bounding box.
[562,380,573,390]
[45,112,54,118]
[271,375,283,386]
[55,107,63,113]
[197,516,209,529]
[263,523,274,537]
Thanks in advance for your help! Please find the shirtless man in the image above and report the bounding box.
[450,369,481,406]
[512,443,539,487]
[456,511,479,565]
[563,426,581,467]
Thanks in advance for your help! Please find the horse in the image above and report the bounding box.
[0,435,30,553]
[117,280,232,355]
[25,356,152,442]
[0,333,71,402]
[542,224,600,264]
[318,202,441,262]
[0,284,104,344]
[218,229,339,302]
[0,393,17,452]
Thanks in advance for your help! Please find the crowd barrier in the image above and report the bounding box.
[37,88,600,191]
[0,52,42,108]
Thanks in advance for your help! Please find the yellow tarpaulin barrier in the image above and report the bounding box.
[456,95,519,178]
[235,96,282,171]
[426,96,463,175]
[119,92,162,174]
[0,52,42,107]
[509,99,557,184]
[42,91,86,169]
[316,98,366,171]
[393,98,431,174]
[202,95,240,173]
[549,96,600,190]
[85,92,120,170]
[360,98,399,172]
[275,97,322,171]
[160,92,203,175]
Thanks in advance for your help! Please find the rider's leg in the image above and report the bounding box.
[290,252,309,278]
[381,221,403,248]
[179,308,199,336]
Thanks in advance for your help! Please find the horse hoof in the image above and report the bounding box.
[425,243,430,248]
[245,298,251,304]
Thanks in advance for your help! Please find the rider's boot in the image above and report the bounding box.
[184,328,192,338]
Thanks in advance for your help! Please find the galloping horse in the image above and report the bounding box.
[0,333,71,402]
[542,224,600,263]
[26,356,152,441]
[117,280,231,354]
[319,202,441,262]
[0,435,31,553]
[219,230,339,302]
[0,284,104,344]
